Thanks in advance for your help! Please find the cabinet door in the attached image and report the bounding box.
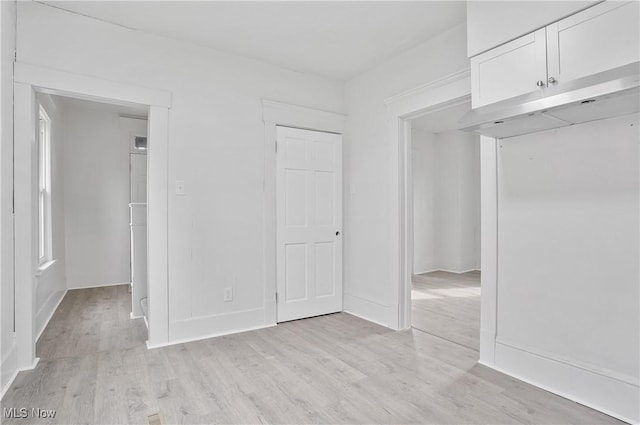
[547,1,640,85]
[471,28,547,108]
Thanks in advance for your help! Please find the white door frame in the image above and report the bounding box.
[262,100,346,325]
[384,69,498,365]
[13,63,172,370]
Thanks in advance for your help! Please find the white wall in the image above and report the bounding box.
[411,129,437,274]
[343,24,470,326]
[412,128,480,275]
[0,0,17,395]
[16,1,344,343]
[435,130,480,273]
[494,113,639,423]
[61,104,138,289]
[466,1,598,57]
[34,94,67,338]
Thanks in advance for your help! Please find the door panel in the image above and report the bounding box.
[285,169,307,226]
[285,243,308,301]
[315,171,335,225]
[315,242,335,297]
[276,126,342,322]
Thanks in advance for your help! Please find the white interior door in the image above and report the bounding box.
[130,153,147,203]
[276,126,343,322]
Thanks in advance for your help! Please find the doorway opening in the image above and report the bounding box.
[407,100,481,353]
[32,93,150,348]
[13,63,170,370]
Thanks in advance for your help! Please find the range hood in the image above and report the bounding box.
[460,62,640,139]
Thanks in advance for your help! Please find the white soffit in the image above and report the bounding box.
[54,95,149,117]
[411,101,471,134]
[39,1,466,80]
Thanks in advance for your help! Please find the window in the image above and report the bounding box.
[38,106,52,265]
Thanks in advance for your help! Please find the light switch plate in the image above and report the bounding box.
[223,287,233,302]
[175,180,185,196]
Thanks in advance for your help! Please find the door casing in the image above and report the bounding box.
[262,100,346,326]
[13,63,171,372]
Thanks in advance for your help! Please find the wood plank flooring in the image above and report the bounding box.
[412,271,481,351]
[1,284,622,424]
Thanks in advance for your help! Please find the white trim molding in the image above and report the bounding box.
[382,69,478,332]
[144,105,169,347]
[261,100,346,326]
[34,258,56,277]
[343,294,394,328]
[384,68,471,107]
[0,338,18,399]
[35,289,67,342]
[491,341,640,424]
[13,63,172,370]
[479,135,498,366]
[262,100,346,134]
[67,281,129,290]
[148,324,277,350]
[14,81,38,370]
[14,62,171,108]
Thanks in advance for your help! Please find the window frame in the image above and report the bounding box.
[38,105,53,266]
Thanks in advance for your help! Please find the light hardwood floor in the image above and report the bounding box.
[1,285,622,424]
[412,270,481,351]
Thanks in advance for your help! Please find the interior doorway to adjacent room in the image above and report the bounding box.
[408,100,481,352]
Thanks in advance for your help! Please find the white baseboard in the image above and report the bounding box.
[2,355,41,400]
[3,287,63,399]
[0,368,19,400]
[414,268,481,275]
[67,281,130,290]
[493,341,639,424]
[1,340,18,399]
[479,329,496,365]
[35,289,67,341]
[168,307,268,344]
[22,357,40,371]
[148,322,276,349]
[413,267,438,275]
[343,293,394,329]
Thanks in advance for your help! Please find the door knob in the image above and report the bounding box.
[536,80,545,87]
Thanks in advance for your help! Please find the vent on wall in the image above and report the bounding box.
[134,136,148,150]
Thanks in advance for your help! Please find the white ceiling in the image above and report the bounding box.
[40,1,467,80]
[411,101,471,134]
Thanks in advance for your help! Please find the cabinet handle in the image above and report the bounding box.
[536,80,545,87]
[548,76,557,84]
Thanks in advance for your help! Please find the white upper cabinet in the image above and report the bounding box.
[471,1,640,109]
[466,1,598,58]
[546,1,640,85]
[471,29,547,108]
